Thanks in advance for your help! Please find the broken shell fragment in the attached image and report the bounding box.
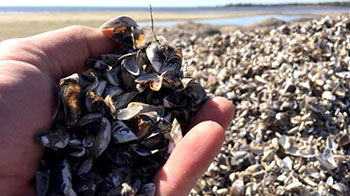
[105,92,138,117]
[35,125,69,149]
[103,85,124,98]
[230,179,244,196]
[77,157,94,176]
[112,121,138,143]
[317,148,338,170]
[75,172,103,196]
[50,158,77,196]
[93,60,109,70]
[136,183,156,196]
[79,72,98,93]
[135,73,163,91]
[85,90,105,113]
[170,118,183,145]
[106,66,121,87]
[161,47,183,74]
[117,105,143,120]
[100,53,122,65]
[93,117,112,158]
[94,80,107,96]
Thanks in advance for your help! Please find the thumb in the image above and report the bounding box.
[0,25,120,80]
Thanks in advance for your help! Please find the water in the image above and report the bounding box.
[0,5,348,14]
[0,6,347,26]
[138,15,316,26]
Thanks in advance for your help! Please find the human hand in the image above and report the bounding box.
[0,26,234,196]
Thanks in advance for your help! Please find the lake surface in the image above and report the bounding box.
[138,14,316,26]
[0,6,347,26]
[0,5,348,14]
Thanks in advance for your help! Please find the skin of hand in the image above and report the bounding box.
[0,26,235,196]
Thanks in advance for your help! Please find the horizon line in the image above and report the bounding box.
[0,1,349,8]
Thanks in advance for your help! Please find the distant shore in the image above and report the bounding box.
[0,10,347,41]
[224,1,350,7]
[0,11,268,40]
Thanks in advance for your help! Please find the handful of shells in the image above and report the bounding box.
[35,16,207,196]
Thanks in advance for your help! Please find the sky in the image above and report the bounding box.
[0,0,346,7]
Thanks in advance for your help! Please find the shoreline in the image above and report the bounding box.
[0,11,289,22]
[0,11,347,41]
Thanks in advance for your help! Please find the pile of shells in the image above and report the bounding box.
[35,16,207,196]
[178,15,350,196]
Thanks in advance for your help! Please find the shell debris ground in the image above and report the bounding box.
[175,15,350,196]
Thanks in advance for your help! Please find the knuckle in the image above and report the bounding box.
[64,25,92,33]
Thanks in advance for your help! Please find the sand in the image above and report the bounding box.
[0,11,328,41]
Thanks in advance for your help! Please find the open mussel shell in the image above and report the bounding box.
[93,117,112,158]
[127,102,165,117]
[135,73,163,91]
[60,78,83,127]
[76,113,103,127]
[100,16,139,30]
[105,92,138,117]
[120,53,140,76]
[117,105,143,121]
[36,171,50,196]
[100,16,145,49]
[146,39,165,73]
[68,146,86,158]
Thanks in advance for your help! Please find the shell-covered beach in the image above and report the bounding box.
[152,15,350,196]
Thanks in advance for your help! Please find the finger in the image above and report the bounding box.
[29,26,121,80]
[153,121,225,196]
[191,96,235,130]
[0,178,36,196]
[0,26,120,80]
